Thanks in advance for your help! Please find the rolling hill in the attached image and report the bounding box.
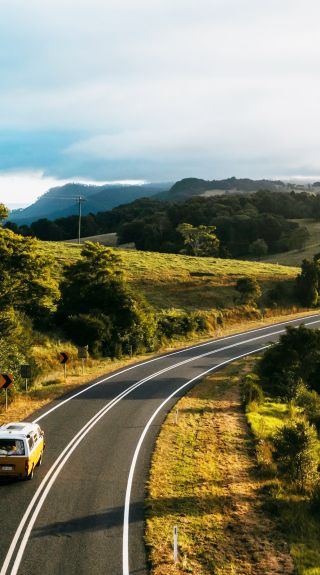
[158,176,288,200]
[9,182,171,225]
[40,240,299,312]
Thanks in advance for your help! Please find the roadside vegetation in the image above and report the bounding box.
[145,360,295,575]
[0,203,316,420]
[146,338,320,575]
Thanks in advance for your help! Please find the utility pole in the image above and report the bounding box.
[49,195,86,243]
[77,196,85,244]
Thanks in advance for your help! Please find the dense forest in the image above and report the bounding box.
[6,189,320,257]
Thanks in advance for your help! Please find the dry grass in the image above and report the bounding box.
[145,360,294,575]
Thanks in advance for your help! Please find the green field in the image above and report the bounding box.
[262,219,320,267]
[40,241,299,311]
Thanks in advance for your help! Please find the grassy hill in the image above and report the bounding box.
[41,241,299,312]
[261,219,320,266]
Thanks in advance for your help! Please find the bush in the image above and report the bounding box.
[157,310,209,339]
[296,387,320,432]
[64,313,112,357]
[310,482,320,515]
[235,277,262,305]
[241,373,264,405]
[0,309,37,392]
[257,325,320,399]
[256,439,276,474]
[273,419,319,492]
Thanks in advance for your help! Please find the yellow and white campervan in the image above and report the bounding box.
[0,422,45,480]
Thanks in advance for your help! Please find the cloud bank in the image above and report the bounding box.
[1,0,320,202]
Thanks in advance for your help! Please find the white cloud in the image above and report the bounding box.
[0,171,144,207]
[0,172,69,206]
[1,0,320,189]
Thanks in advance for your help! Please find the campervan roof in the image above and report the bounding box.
[0,422,37,438]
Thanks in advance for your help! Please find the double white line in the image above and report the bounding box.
[2,315,320,575]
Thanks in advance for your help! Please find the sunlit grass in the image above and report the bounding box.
[39,241,299,311]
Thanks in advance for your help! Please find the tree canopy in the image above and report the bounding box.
[177,223,220,256]
[58,242,156,357]
[7,190,311,258]
[257,325,320,398]
[0,228,59,320]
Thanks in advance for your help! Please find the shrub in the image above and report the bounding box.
[64,313,112,357]
[256,439,276,474]
[296,387,320,432]
[235,277,262,305]
[257,325,320,398]
[273,419,319,491]
[241,373,264,405]
[157,310,209,339]
[310,482,320,515]
[0,309,37,392]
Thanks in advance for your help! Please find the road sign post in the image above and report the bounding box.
[0,374,14,411]
[20,364,32,392]
[78,346,88,375]
[59,352,69,380]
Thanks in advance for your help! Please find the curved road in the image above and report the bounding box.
[1,314,320,575]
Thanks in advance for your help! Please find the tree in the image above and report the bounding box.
[249,238,268,257]
[0,309,34,389]
[257,325,320,398]
[295,259,320,307]
[177,223,220,256]
[0,228,59,320]
[235,277,262,304]
[58,242,157,357]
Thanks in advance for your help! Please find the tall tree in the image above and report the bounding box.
[295,259,320,307]
[58,242,156,356]
[177,223,220,256]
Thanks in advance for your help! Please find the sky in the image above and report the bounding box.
[1,0,320,206]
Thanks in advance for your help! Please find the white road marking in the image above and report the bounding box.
[122,345,269,575]
[2,315,320,574]
[33,313,320,423]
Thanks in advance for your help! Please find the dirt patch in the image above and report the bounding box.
[208,384,294,575]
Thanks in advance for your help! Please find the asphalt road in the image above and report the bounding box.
[1,314,320,575]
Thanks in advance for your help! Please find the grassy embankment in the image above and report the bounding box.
[0,241,308,424]
[146,359,320,575]
[262,219,320,266]
[40,241,299,311]
[247,396,320,575]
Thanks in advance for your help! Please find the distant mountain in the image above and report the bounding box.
[9,182,171,225]
[158,177,287,200]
